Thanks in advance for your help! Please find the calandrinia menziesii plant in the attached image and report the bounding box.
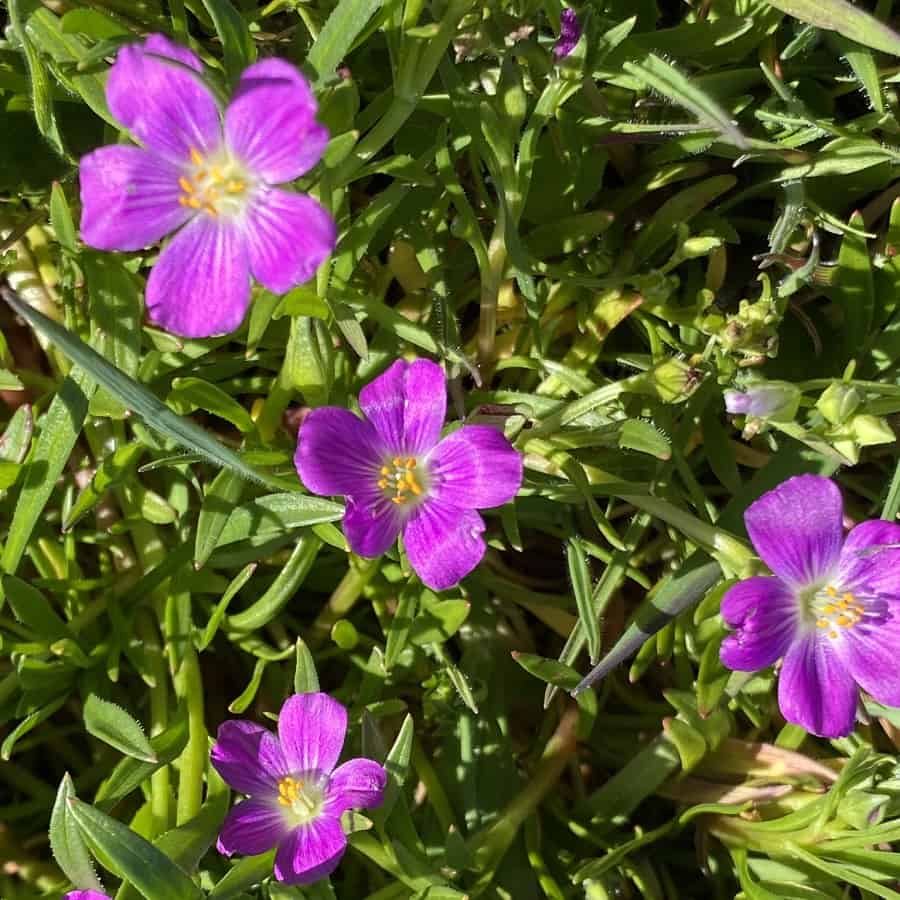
[720,474,900,737]
[294,359,524,591]
[211,692,386,885]
[79,34,335,338]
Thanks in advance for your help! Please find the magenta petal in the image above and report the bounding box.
[404,500,486,591]
[295,407,384,496]
[719,577,797,671]
[79,145,189,251]
[65,893,110,900]
[243,189,336,294]
[225,58,329,183]
[429,425,523,510]
[343,494,403,557]
[744,475,844,587]
[216,798,287,857]
[359,359,447,455]
[106,34,221,162]
[837,519,900,598]
[839,612,900,707]
[146,216,250,338]
[777,635,857,738]
[324,758,387,817]
[210,720,288,795]
[274,816,346,885]
[278,693,347,776]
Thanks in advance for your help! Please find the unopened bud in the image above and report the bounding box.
[724,381,800,421]
[849,413,895,447]
[816,383,862,425]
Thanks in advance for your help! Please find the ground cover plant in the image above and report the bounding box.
[6,0,900,897]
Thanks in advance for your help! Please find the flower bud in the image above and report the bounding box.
[724,381,800,421]
[849,413,895,447]
[816,382,862,425]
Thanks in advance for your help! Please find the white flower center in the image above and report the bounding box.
[276,775,325,826]
[377,455,429,507]
[178,147,253,220]
[809,584,867,640]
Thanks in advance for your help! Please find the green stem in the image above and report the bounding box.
[138,610,170,836]
[174,643,206,824]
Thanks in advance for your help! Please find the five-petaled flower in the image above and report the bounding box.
[553,9,582,59]
[720,474,900,738]
[294,359,523,591]
[79,34,336,338]
[211,692,386,886]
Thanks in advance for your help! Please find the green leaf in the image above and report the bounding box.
[24,8,114,125]
[83,695,156,762]
[1,366,95,580]
[50,182,77,252]
[168,377,255,434]
[215,493,343,549]
[3,694,68,759]
[84,253,142,419]
[294,636,320,694]
[228,535,322,630]
[764,0,900,55]
[198,0,255,80]
[307,0,384,85]
[573,559,722,695]
[826,210,875,363]
[198,563,257,650]
[0,286,278,490]
[3,574,71,641]
[624,54,748,149]
[8,0,65,157]
[567,539,600,665]
[0,404,33,464]
[377,714,414,823]
[408,599,469,646]
[384,582,418,670]
[618,419,671,460]
[67,797,204,900]
[208,850,276,900]
[49,774,104,894]
[194,469,245,568]
[64,443,144,531]
[95,706,189,809]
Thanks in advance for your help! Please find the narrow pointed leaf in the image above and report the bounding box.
[83,695,156,762]
[1,287,278,490]
[49,774,104,893]
[67,797,204,900]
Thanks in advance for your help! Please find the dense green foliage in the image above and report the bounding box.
[4,0,900,897]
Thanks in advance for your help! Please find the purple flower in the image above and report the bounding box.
[553,9,582,59]
[210,692,386,886]
[294,359,523,591]
[65,894,109,900]
[79,35,336,338]
[723,381,799,420]
[720,474,900,738]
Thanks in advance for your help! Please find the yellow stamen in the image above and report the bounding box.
[816,619,829,628]
[226,179,245,194]
[406,457,416,468]
[190,147,204,166]
[392,457,403,467]
[826,585,838,597]
[178,176,195,194]
[185,197,202,209]
[392,496,406,504]
[823,604,836,615]
[837,615,851,627]
[277,776,304,807]
[843,592,855,604]
[829,631,838,639]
